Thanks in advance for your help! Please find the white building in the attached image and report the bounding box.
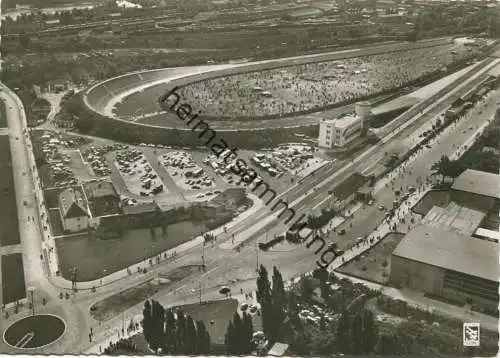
[58,188,90,233]
[318,114,363,148]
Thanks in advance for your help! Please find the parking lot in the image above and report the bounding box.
[159,151,215,191]
[113,149,166,198]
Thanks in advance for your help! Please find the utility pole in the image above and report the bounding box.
[199,282,202,304]
[120,291,125,335]
[202,240,205,269]
[151,244,156,279]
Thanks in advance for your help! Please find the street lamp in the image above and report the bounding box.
[27,286,36,316]
[120,291,125,335]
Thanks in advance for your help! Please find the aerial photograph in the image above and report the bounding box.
[0,0,499,356]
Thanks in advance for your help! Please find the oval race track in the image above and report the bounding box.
[83,38,453,132]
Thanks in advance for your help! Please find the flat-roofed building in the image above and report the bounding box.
[422,203,485,237]
[390,224,499,311]
[473,228,500,243]
[451,169,500,212]
[318,114,363,148]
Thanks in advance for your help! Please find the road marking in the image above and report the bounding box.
[15,332,34,348]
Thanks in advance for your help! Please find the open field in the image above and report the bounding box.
[1,253,26,305]
[55,221,207,282]
[0,135,21,247]
[335,232,405,284]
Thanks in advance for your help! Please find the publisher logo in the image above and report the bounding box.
[463,323,480,347]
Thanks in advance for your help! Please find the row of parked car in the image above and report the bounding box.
[116,150,164,196]
[39,137,78,187]
[83,144,128,177]
[161,151,214,190]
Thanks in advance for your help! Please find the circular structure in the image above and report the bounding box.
[81,37,487,148]
[84,38,461,131]
[3,314,66,349]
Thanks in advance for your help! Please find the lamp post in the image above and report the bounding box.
[151,244,156,279]
[255,238,259,273]
[120,291,125,335]
[27,286,36,316]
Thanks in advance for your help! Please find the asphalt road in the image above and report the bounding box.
[0,52,497,354]
[78,85,498,354]
[72,60,499,353]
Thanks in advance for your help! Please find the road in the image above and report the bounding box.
[76,60,499,351]
[79,84,499,353]
[0,55,498,353]
[0,87,89,354]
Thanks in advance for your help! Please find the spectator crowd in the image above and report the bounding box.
[178,43,479,119]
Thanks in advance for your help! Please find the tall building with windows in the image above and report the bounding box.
[318,114,363,148]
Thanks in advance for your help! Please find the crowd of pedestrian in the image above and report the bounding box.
[178,44,478,118]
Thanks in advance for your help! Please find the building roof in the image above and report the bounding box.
[267,342,289,356]
[59,188,89,219]
[333,173,367,201]
[451,169,500,199]
[83,181,117,200]
[393,224,499,282]
[474,228,500,243]
[422,203,485,236]
[334,114,361,129]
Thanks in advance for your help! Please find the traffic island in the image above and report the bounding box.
[3,314,66,349]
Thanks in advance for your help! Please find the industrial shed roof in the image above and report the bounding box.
[451,169,500,200]
[393,224,499,282]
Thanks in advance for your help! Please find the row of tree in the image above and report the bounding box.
[224,312,254,355]
[336,309,378,354]
[142,300,211,355]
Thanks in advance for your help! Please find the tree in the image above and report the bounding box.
[142,301,153,346]
[272,266,286,327]
[431,155,452,183]
[224,312,253,355]
[351,311,364,354]
[164,309,176,353]
[241,312,254,354]
[299,276,314,302]
[196,320,211,354]
[375,333,407,355]
[185,315,197,354]
[224,321,235,354]
[256,265,271,304]
[336,311,351,354]
[175,310,187,354]
[361,309,378,353]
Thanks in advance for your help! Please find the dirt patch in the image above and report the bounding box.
[158,265,201,282]
[335,232,405,284]
[90,280,166,323]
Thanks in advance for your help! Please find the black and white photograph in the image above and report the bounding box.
[0,0,499,356]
